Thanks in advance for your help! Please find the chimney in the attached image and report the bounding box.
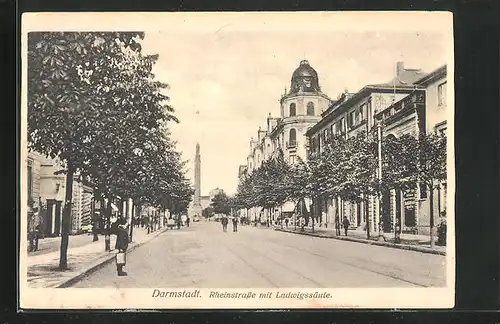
[396,61,405,76]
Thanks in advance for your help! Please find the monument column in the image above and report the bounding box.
[192,143,203,216]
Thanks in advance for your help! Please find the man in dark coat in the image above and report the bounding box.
[342,216,350,236]
[232,217,238,232]
[221,216,228,232]
[115,219,129,276]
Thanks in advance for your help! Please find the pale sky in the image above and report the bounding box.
[139,18,449,196]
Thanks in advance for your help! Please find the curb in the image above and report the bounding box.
[56,227,169,288]
[274,228,446,256]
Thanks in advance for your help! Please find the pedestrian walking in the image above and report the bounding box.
[232,217,238,232]
[342,216,350,236]
[115,219,129,276]
[28,208,41,252]
[285,218,289,228]
[221,216,228,232]
[186,216,190,227]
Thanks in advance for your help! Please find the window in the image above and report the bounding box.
[340,117,345,133]
[438,82,447,106]
[289,155,296,164]
[289,128,297,147]
[311,137,317,152]
[27,159,33,203]
[359,104,365,121]
[307,102,315,116]
[419,183,427,199]
[322,129,328,142]
[435,121,447,137]
[289,103,296,116]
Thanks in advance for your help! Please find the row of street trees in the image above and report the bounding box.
[234,129,446,247]
[28,32,193,270]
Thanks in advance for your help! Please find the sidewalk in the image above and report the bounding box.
[27,226,168,288]
[27,232,97,257]
[274,225,446,255]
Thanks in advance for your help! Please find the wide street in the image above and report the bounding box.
[73,220,446,288]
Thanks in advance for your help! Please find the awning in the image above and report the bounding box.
[281,201,296,213]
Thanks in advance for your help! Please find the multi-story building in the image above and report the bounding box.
[414,65,448,234]
[370,64,448,235]
[26,151,42,209]
[71,180,94,234]
[373,89,426,234]
[26,151,43,234]
[36,155,94,236]
[242,60,334,222]
[305,61,426,231]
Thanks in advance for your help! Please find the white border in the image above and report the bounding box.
[20,11,455,309]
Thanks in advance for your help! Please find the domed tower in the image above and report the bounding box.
[275,60,332,163]
[290,60,321,94]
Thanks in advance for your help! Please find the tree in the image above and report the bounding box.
[250,151,291,225]
[234,172,258,222]
[285,157,313,229]
[27,32,145,270]
[202,207,214,218]
[417,133,447,248]
[210,191,232,215]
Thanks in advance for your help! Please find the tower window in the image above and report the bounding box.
[307,102,315,116]
[288,128,297,148]
[289,103,296,117]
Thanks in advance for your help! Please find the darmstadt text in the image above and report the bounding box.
[152,289,201,298]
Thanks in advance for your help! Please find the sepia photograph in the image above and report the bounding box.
[20,11,454,309]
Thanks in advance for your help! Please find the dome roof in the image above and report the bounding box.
[289,60,321,94]
[292,60,319,79]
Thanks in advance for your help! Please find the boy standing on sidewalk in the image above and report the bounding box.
[115,219,129,276]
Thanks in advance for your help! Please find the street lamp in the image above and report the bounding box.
[376,118,385,241]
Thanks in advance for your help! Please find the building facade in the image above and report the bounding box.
[373,89,426,234]
[27,153,94,236]
[305,61,426,232]
[414,65,448,234]
[241,60,333,222]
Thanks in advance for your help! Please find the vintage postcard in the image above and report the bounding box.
[20,11,454,309]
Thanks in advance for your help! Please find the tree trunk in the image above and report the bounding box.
[105,196,112,251]
[311,199,315,233]
[365,198,370,239]
[429,183,435,248]
[129,200,136,242]
[58,162,74,270]
[280,205,283,229]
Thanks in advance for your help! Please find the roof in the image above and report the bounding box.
[307,84,420,137]
[368,68,426,88]
[414,65,447,86]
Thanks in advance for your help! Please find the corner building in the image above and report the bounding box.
[243,60,333,222]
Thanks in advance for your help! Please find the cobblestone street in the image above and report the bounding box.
[73,221,446,288]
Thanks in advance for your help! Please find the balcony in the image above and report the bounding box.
[286,140,297,149]
[374,89,425,124]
